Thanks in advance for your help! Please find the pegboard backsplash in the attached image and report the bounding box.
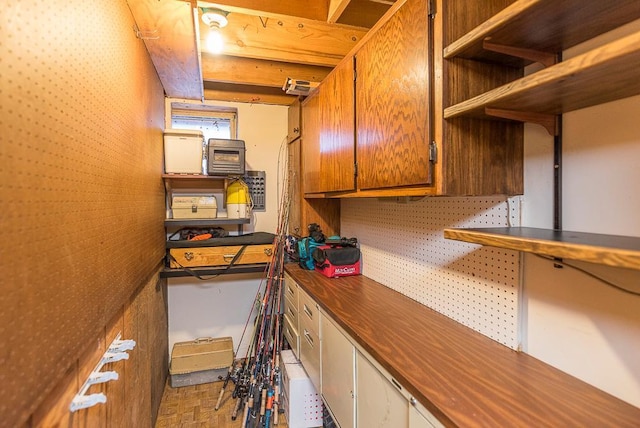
[341,196,521,348]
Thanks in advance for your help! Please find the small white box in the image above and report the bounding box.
[280,350,323,428]
[172,195,217,219]
[164,129,204,174]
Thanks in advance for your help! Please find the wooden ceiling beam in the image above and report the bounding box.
[328,0,352,23]
[203,83,297,105]
[198,11,366,67]
[196,0,329,22]
[127,0,203,100]
[201,54,332,87]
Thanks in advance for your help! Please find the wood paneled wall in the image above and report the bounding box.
[31,273,168,428]
[0,1,167,426]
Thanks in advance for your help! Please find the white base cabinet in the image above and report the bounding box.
[321,315,355,428]
[286,275,443,428]
[409,403,441,428]
[356,351,408,427]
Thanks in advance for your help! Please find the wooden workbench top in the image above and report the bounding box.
[285,264,640,427]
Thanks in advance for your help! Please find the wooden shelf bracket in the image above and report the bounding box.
[483,39,558,67]
[485,108,559,136]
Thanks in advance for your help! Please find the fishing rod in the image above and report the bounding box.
[229,147,292,427]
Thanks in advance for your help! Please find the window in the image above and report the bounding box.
[169,102,238,141]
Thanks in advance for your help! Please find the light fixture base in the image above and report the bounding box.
[201,8,228,28]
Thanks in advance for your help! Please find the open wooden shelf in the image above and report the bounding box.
[444,0,640,65]
[444,227,640,270]
[444,31,640,121]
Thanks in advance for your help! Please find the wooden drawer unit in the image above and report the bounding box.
[168,244,273,268]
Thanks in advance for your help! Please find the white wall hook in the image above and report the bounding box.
[109,339,136,352]
[102,351,130,365]
[70,333,136,412]
[87,371,119,385]
[70,393,107,412]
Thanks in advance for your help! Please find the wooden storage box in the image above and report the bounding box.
[172,195,218,219]
[169,337,233,388]
[169,244,273,268]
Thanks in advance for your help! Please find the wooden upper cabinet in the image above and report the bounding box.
[299,0,526,198]
[302,57,356,194]
[355,0,432,191]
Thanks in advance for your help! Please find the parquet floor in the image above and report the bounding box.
[155,379,289,428]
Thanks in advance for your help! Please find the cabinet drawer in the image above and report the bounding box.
[299,322,321,391]
[284,274,300,305]
[169,244,272,268]
[283,313,300,359]
[284,296,299,331]
[299,289,319,335]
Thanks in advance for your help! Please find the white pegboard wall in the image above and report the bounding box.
[341,196,522,348]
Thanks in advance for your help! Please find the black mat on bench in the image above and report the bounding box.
[166,232,276,249]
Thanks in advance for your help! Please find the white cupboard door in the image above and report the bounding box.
[356,351,408,428]
[409,399,444,428]
[321,315,355,428]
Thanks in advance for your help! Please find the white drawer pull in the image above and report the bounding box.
[303,304,313,319]
[303,329,314,347]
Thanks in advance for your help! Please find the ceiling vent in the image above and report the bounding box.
[282,78,320,96]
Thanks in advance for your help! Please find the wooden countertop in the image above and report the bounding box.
[285,264,640,427]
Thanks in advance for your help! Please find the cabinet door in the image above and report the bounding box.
[321,315,355,428]
[356,351,408,428]
[355,0,432,190]
[289,129,341,237]
[409,400,443,428]
[302,57,356,193]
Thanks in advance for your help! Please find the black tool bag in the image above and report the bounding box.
[312,246,360,266]
[312,245,361,278]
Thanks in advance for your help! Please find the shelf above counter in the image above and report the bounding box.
[444,30,640,121]
[444,0,640,65]
[443,227,640,270]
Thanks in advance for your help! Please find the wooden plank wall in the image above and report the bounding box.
[0,1,167,426]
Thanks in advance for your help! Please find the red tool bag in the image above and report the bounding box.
[312,245,361,278]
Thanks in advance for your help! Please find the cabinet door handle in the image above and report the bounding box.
[287,285,295,296]
[391,378,403,391]
[287,306,295,317]
[303,304,313,319]
[303,329,314,347]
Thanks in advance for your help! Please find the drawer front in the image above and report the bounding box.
[298,289,319,335]
[283,294,299,330]
[299,321,321,391]
[284,274,300,307]
[169,244,273,268]
[283,313,300,359]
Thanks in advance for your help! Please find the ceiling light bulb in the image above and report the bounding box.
[201,8,229,55]
[207,25,225,54]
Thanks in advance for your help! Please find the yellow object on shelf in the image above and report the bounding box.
[226,179,251,219]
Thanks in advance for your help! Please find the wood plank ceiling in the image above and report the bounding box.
[127,0,394,105]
